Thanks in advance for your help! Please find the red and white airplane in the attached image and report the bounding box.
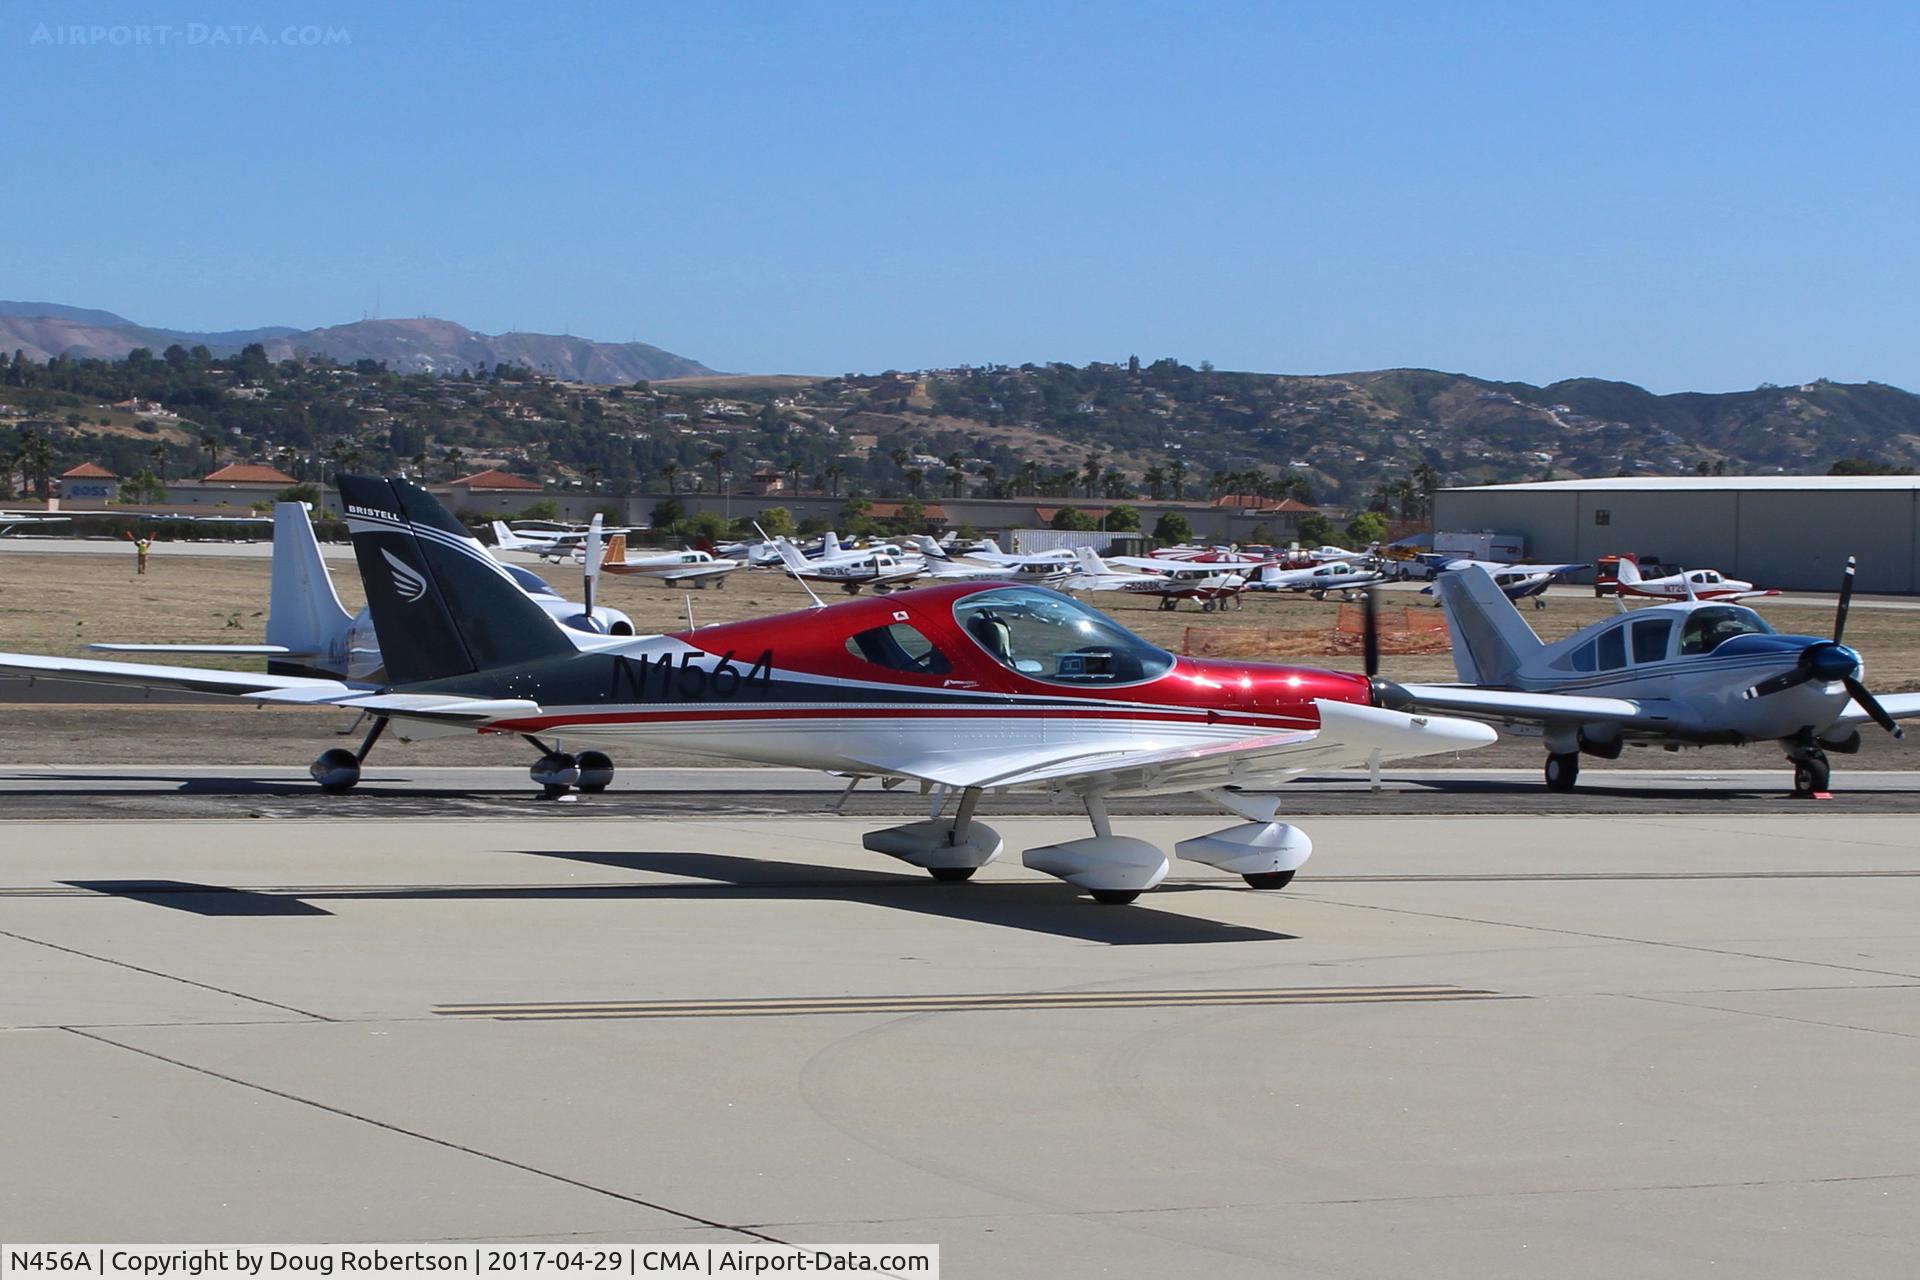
[1606,556,1779,602]
[0,476,1495,905]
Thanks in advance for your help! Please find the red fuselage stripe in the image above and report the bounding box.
[488,705,1319,733]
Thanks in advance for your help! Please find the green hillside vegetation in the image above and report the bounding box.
[3,346,1915,514]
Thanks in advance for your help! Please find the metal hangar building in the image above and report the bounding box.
[1431,475,1920,593]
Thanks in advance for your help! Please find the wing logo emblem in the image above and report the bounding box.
[382,549,429,603]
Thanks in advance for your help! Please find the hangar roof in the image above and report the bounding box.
[1441,475,1920,493]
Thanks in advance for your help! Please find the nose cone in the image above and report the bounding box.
[1810,643,1859,682]
[1369,676,1416,711]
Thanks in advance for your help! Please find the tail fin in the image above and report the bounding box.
[911,534,949,561]
[337,475,575,685]
[773,536,813,575]
[1073,545,1110,575]
[490,520,529,551]
[265,503,355,678]
[822,530,842,557]
[1431,566,1543,685]
[603,533,627,567]
[1612,555,1642,586]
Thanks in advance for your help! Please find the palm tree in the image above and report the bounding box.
[1169,458,1189,501]
[201,432,221,474]
[904,468,925,497]
[707,448,729,494]
[1021,459,1040,496]
[443,446,465,481]
[824,462,844,497]
[661,461,679,495]
[149,442,168,482]
[1082,453,1102,499]
[944,452,967,499]
[1142,466,1166,501]
[1102,467,1131,499]
[785,460,804,494]
[980,462,997,497]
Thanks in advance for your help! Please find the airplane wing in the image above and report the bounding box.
[0,652,536,725]
[652,564,740,584]
[845,700,1495,795]
[1830,692,1920,728]
[1400,683,1660,725]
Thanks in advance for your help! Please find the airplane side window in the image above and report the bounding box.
[845,622,951,675]
[1597,627,1627,671]
[1568,640,1596,673]
[1631,618,1672,664]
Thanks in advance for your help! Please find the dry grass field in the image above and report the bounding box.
[1,548,1915,770]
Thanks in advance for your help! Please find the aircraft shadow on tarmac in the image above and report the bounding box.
[59,850,1296,945]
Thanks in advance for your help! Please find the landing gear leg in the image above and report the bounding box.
[1790,747,1831,798]
[1544,751,1580,792]
[311,715,388,792]
[929,788,984,881]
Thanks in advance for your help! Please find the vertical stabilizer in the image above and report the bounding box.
[1431,566,1544,685]
[337,475,575,685]
[1074,545,1111,576]
[265,503,355,678]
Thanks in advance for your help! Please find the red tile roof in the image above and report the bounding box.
[449,468,542,491]
[866,501,948,521]
[60,462,119,479]
[202,462,298,485]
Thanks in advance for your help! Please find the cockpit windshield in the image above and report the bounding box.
[1678,605,1774,655]
[501,564,559,597]
[953,587,1174,684]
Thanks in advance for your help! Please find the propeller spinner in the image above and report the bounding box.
[1743,556,1903,738]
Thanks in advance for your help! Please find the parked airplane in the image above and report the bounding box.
[1606,556,1778,602]
[0,476,1496,903]
[1065,546,1248,611]
[1403,561,1919,796]
[87,503,637,685]
[597,534,742,587]
[1250,559,1389,599]
[492,519,640,563]
[772,535,925,593]
[0,511,70,535]
[908,535,1076,584]
[1422,558,1588,608]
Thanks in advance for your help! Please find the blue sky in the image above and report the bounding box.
[4,0,1916,390]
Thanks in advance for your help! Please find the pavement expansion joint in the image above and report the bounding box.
[434,983,1519,1021]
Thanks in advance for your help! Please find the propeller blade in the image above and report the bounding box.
[1833,555,1856,645]
[1843,675,1904,738]
[1744,666,1813,700]
[1361,587,1380,678]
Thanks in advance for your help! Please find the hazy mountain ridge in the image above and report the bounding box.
[0,302,714,383]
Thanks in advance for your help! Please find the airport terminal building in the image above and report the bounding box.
[1432,476,1920,593]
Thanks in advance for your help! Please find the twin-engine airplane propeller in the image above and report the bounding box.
[1405,560,1918,796]
[0,476,1497,905]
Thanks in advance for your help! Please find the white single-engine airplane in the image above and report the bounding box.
[1065,546,1250,611]
[1,510,72,535]
[772,535,925,593]
[1250,559,1389,599]
[492,519,641,563]
[0,476,1497,904]
[597,534,741,587]
[1402,562,1919,796]
[1422,558,1588,608]
[908,535,1076,585]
